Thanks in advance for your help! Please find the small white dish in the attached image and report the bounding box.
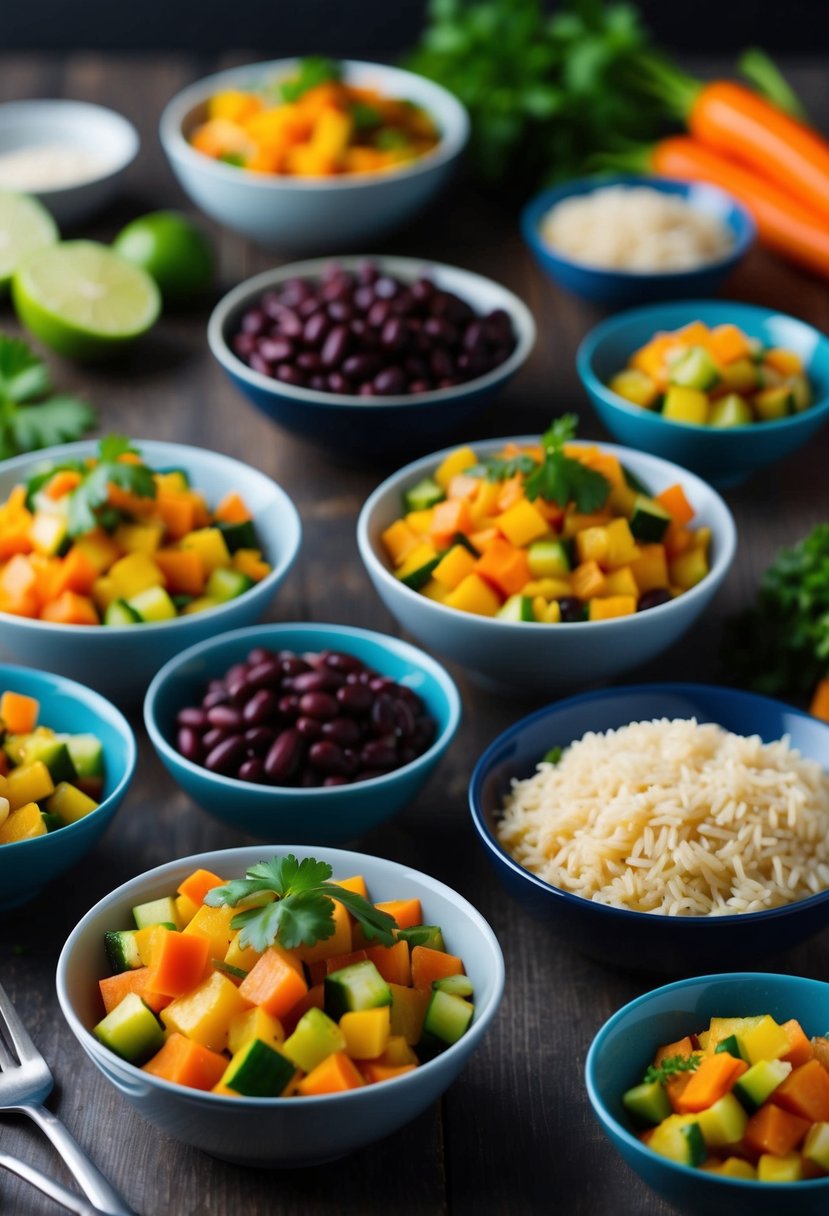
[0,100,139,227]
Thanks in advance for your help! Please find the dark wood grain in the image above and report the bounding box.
[1,53,828,1216]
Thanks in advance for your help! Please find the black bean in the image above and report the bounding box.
[638,588,673,612]
[557,596,585,623]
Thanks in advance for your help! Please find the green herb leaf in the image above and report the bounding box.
[33,435,159,537]
[0,334,95,460]
[280,57,341,103]
[206,854,398,953]
[465,454,537,482]
[524,414,610,512]
[643,1054,702,1085]
[8,397,97,458]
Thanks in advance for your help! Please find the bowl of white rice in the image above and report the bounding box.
[469,683,829,971]
[521,175,755,308]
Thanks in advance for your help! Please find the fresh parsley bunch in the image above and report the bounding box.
[0,334,95,460]
[205,855,398,953]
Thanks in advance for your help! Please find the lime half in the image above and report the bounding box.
[12,240,161,361]
[0,191,58,286]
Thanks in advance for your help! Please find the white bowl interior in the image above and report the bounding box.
[0,99,139,186]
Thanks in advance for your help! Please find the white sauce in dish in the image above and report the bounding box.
[0,145,112,190]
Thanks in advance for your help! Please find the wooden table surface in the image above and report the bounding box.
[1,53,828,1216]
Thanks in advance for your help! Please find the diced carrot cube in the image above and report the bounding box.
[214,492,252,524]
[40,591,99,625]
[411,945,464,990]
[0,690,38,734]
[743,1103,810,1156]
[475,538,531,598]
[375,899,422,930]
[177,868,226,906]
[146,930,210,998]
[655,484,695,527]
[143,1033,227,1090]
[365,941,411,987]
[238,945,308,1018]
[774,1059,829,1122]
[297,1051,364,1095]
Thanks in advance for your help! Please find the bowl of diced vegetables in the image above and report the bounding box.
[0,437,302,704]
[577,300,829,487]
[586,972,829,1215]
[0,663,135,908]
[356,419,736,695]
[55,843,504,1167]
[160,57,469,253]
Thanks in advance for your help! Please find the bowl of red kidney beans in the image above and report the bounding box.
[207,255,536,459]
[144,621,461,844]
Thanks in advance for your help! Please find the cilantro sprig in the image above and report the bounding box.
[24,435,157,537]
[466,414,610,513]
[643,1054,702,1085]
[0,334,95,460]
[205,855,398,954]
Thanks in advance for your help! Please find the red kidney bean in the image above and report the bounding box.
[358,383,375,396]
[370,694,396,736]
[361,740,398,770]
[638,588,672,611]
[238,758,265,783]
[275,364,306,387]
[323,775,350,787]
[264,729,304,781]
[374,276,398,300]
[275,309,302,338]
[392,699,416,739]
[321,326,349,367]
[297,296,322,320]
[308,740,349,775]
[202,726,227,750]
[176,706,208,729]
[327,372,350,394]
[430,348,454,380]
[248,352,272,377]
[327,300,354,324]
[233,333,257,358]
[247,658,282,688]
[278,694,300,719]
[325,651,363,674]
[207,704,243,731]
[309,375,328,391]
[342,352,380,381]
[241,309,266,335]
[367,299,392,328]
[203,687,230,709]
[297,350,323,373]
[244,726,275,755]
[298,691,338,721]
[292,669,340,693]
[353,285,375,312]
[303,311,330,347]
[355,768,385,782]
[322,716,361,747]
[242,689,278,726]
[336,683,374,714]
[226,676,250,705]
[380,317,406,350]
[177,727,203,762]
[409,379,433,393]
[373,367,406,395]
[259,337,295,363]
[248,646,273,665]
[205,735,245,774]
[296,716,323,740]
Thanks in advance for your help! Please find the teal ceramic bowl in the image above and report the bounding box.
[586,972,829,1214]
[144,622,461,844]
[0,440,302,704]
[56,844,504,1167]
[0,664,136,909]
[577,300,829,487]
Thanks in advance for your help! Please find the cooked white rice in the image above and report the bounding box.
[540,185,733,272]
[495,719,829,916]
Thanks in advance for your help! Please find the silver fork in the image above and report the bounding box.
[0,1150,102,1215]
[0,981,135,1215]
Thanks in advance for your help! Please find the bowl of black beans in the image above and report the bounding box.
[144,621,461,844]
[207,256,536,459]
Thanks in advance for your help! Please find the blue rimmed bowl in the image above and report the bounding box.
[56,843,504,1167]
[586,972,829,1215]
[577,300,829,487]
[144,622,461,845]
[521,175,755,308]
[469,683,829,972]
[0,664,136,909]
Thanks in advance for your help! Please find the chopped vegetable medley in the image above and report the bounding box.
[0,436,271,625]
[609,320,812,426]
[92,856,475,1096]
[624,1013,829,1181]
[0,690,103,843]
[380,416,710,622]
[190,58,440,178]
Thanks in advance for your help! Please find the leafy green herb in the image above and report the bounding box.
[279,57,341,103]
[723,523,829,699]
[205,855,398,954]
[351,102,382,130]
[644,1054,702,1085]
[0,335,95,461]
[525,414,610,512]
[542,746,562,764]
[218,151,245,167]
[465,453,536,482]
[24,435,156,537]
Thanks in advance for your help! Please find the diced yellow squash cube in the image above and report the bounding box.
[562,511,612,539]
[523,577,571,598]
[608,480,639,518]
[340,1006,391,1060]
[404,509,433,535]
[0,801,45,843]
[293,898,352,965]
[575,526,609,566]
[181,596,220,615]
[741,1015,790,1065]
[604,518,640,569]
[135,924,174,967]
[29,512,68,556]
[662,386,709,425]
[180,528,232,573]
[109,552,164,599]
[7,760,54,810]
[394,542,438,582]
[382,1035,419,1067]
[182,904,238,962]
[75,531,120,573]
[228,1006,284,1055]
[603,567,638,598]
[630,544,670,593]
[224,932,264,974]
[432,544,477,590]
[0,795,8,829]
[704,1157,756,1180]
[421,578,450,604]
[175,892,200,927]
[434,446,478,490]
[720,358,759,393]
[444,573,501,616]
[91,576,119,613]
[589,595,636,621]
[381,519,421,566]
[496,498,548,548]
[531,596,561,623]
[571,560,606,600]
[609,368,660,408]
[757,1153,802,1183]
[161,970,248,1052]
[669,547,709,591]
[154,470,190,494]
[469,479,501,524]
[691,526,711,553]
[45,781,98,825]
[113,521,164,555]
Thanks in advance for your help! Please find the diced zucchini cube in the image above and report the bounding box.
[709,393,753,428]
[421,990,474,1052]
[622,1079,672,1127]
[733,1058,792,1112]
[104,929,143,974]
[126,586,177,623]
[696,1093,748,1148]
[219,1038,296,1097]
[668,345,721,392]
[204,567,253,603]
[433,975,474,998]
[282,1008,346,1074]
[649,1114,707,1167]
[93,993,164,1063]
[397,924,445,952]
[133,895,181,931]
[403,477,445,513]
[324,960,392,1021]
[803,1121,829,1172]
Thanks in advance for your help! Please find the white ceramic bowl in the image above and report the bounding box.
[0,100,139,227]
[357,438,737,695]
[56,844,505,1168]
[160,59,469,253]
[0,440,301,704]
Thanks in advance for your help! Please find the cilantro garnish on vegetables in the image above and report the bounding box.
[205,855,398,953]
[24,435,157,537]
[279,57,341,103]
[643,1054,702,1085]
[466,414,610,513]
[0,334,95,460]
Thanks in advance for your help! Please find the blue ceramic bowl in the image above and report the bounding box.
[56,843,504,1167]
[0,440,302,704]
[586,972,829,1215]
[521,175,755,308]
[358,438,735,697]
[161,59,469,254]
[469,683,829,972]
[0,664,136,909]
[144,622,461,845]
[207,256,536,459]
[577,300,829,487]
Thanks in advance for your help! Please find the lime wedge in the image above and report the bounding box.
[0,191,58,285]
[12,240,161,361]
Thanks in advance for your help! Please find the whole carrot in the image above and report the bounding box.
[639,59,829,223]
[613,136,829,280]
